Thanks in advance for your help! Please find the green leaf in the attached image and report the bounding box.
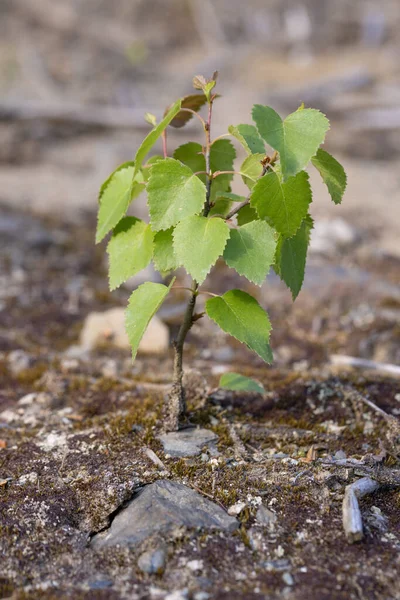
[219,372,265,394]
[250,170,312,237]
[173,215,230,284]
[133,99,181,179]
[311,149,347,205]
[228,124,265,154]
[168,94,208,128]
[237,204,258,226]
[107,217,154,291]
[99,161,135,201]
[125,280,174,360]
[210,139,236,200]
[142,155,164,182]
[209,192,245,217]
[174,140,236,201]
[96,163,144,243]
[206,289,273,363]
[147,158,206,231]
[275,215,313,300]
[252,105,330,180]
[153,227,179,273]
[223,220,277,286]
[241,153,264,189]
[173,142,205,179]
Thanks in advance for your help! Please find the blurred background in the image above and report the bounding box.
[0,0,399,369]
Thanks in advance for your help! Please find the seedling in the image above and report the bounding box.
[96,73,346,431]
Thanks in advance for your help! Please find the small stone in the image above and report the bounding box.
[282,572,294,586]
[165,591,188,600]
[88,579,113,590]
[262,559,290,572]
[80,308,169,355]
[227,501,246,516]
[91,480,238,548]
[138,548,166,575]
[256,505,278,526]
[18,472,38,485]
[186,559,203,572]
[158,428,219,458]
[193,593,210,600]
[17,392,50,407]
[7,350,31,376]
[334,450,347,460]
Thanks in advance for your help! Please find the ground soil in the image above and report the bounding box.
[0,205,399,600]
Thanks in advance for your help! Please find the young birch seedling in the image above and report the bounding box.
[96,74,347,431]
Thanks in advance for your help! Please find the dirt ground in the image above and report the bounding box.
[1,1,400,598]
[0,204,399,600]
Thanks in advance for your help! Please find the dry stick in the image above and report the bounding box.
[342,477,380,543]
[330,354,400,378]
[144,448,168,471]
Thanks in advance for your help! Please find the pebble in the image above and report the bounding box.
[186,559,203,572]
[193,593,210,600]
[256,505,278,526]
[227,501,246,516]
[18,472,38,485]
[137,548,166,575]
[158,428,219,458]
[80,308,169,354]
[164,591,188,600]
[7,350,31,375]
[91,480,238,548]
[282,572,294,586]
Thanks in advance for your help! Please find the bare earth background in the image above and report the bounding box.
[0,1,400,599]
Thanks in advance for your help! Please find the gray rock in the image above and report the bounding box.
[256,505,278,526]
[158,428,219,458]
[137,547,166,575]
[91,480,238,548]
[282,572,294,586]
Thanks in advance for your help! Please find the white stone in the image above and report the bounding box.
[227,501,247,516]
[186,559,203,572]
[79,308,169,355]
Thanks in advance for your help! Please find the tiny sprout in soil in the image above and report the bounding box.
[96,72,347,431]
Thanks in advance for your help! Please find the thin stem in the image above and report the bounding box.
[211,133,232,144]
[225,198,250,220]
[213,170,249,179]
[178,108,207,128]
[224,161,274,221]
[203,100,213,216]
[166,95,215,431]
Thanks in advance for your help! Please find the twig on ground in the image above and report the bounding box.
[342,477,380,543]
[330,354,400,378]
[144,448,168,471]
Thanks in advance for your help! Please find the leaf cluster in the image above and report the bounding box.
[96,78,346,364]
